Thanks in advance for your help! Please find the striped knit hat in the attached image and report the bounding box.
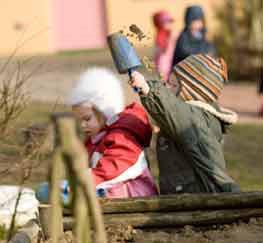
[174,54,228,103]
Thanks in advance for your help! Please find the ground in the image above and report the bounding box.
[0,51,262,242]
[35,218,263,243]
[109,218,263,243]
[134,219,263,243]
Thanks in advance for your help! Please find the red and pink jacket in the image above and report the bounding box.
[154,28,177,82]
[85,103,158,198]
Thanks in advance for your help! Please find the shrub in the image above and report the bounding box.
[214,0,262,81]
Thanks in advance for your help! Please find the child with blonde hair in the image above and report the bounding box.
[36,67,157,202]
[68,67,157,198]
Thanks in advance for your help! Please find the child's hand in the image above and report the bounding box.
[129,71,150,95]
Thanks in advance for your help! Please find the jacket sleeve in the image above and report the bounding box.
[140,80,196,142]
[91,129,142,186]
[141,81,239,192]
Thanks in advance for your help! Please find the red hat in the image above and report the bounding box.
[153,11,173,28]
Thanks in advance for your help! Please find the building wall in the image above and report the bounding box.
[0,0,53,56]
[0,0,222,56]
[0,0,108,56]
[106,0,221,47]
[52,0,107,51]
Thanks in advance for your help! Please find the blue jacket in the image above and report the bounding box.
[172,5,216,66]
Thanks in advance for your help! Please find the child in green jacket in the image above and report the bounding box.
[129,54,240,193]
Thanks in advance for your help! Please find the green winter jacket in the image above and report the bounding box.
[140,80,240,194]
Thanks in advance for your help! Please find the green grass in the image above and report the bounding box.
[0,103,261,240]
[0,224,19,241]
[19,102,69,125]
[0,102,262,191]
[225,124,263,191]
[0,102,67,155]
[0,225,7,240]
[0,102,68,186]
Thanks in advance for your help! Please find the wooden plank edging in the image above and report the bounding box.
[60,191,263,214]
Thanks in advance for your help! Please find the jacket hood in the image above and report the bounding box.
[186,100,238,125]
[185,5,204,27]
[107,103,152,147]
[153,11,173,29]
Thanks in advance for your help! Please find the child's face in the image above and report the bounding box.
[190,19,204,33]
[72,103,106,138]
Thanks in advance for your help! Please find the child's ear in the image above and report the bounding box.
[167,73,182,96]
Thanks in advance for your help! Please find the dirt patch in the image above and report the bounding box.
[132,218,263,243]
[131,218,263,243]
[35,218,263,243]
[109,218,263,243]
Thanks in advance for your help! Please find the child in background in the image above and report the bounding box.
[153,11,177,82]
[68,67,158,198]
[172,5,216,66]
[128,54,240,194]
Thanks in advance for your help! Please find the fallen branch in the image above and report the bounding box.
[63,208,263,229]
[99,192,263,214]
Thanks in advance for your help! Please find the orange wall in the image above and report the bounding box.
[106,0,221,47]
[0,0,53,56]
[0,0,222,56]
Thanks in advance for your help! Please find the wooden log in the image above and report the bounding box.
[63,208,263,229]
[38,204,52,239]
[62,191,263,216]
[52,113,107,243]
[74,188,91,243]
[98,192,263,214]
[49,150,64,242]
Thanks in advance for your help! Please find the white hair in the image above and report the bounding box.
[68,67,125,119]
